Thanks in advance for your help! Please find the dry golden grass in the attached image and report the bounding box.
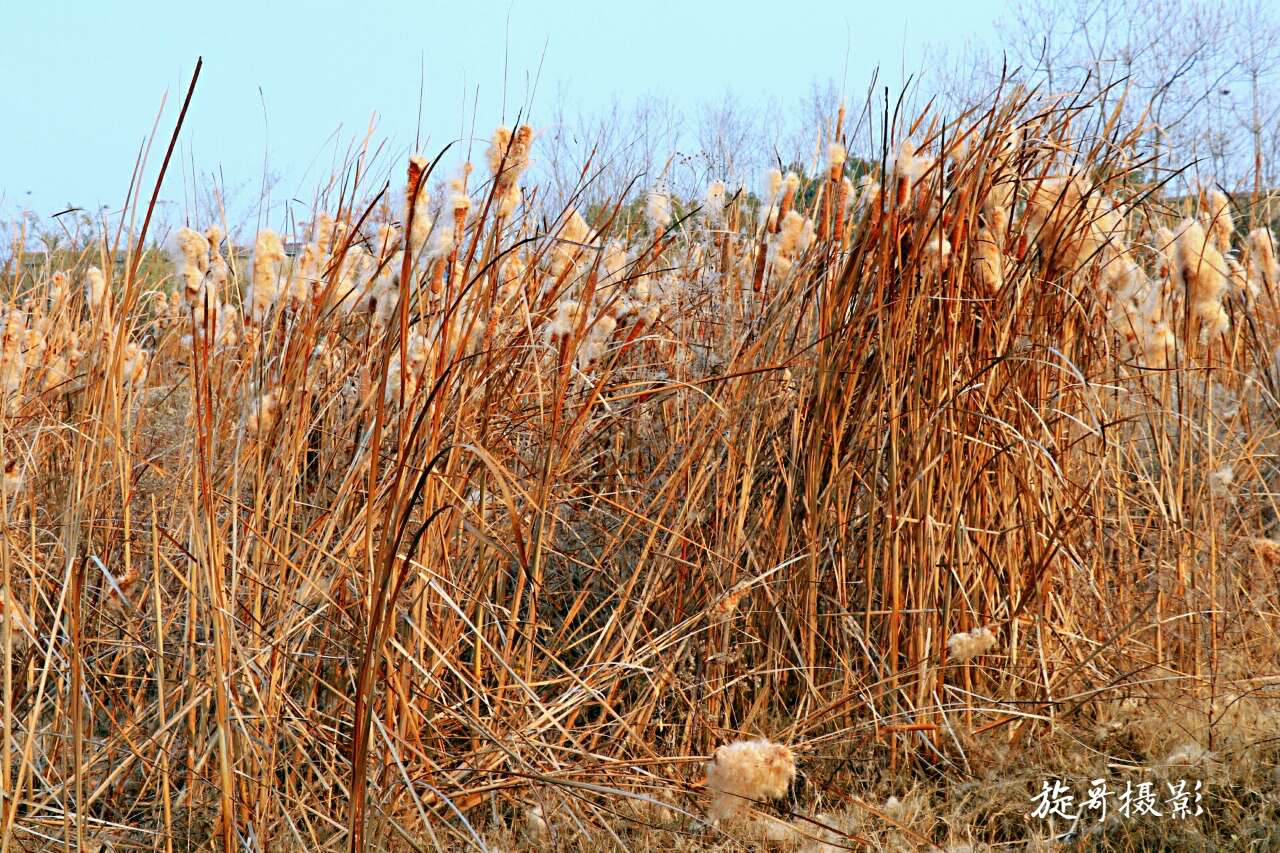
[0,75,1277,850]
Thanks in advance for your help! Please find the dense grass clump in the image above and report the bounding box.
[0,80,1277,850]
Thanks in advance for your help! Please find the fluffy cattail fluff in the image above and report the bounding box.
[705,180,727,225]
[405,154,433,256]
[826,142,846,180]
[1206,188,1233,253]
[1227,257,1249,298]
[335,247,374,312]
[121,342,149,389]
[1175,220,1229,342]
[84,267,107,312]
[947,625,997,662]
[193,303,240,350]
[1143,321,1175,368]
[974,226,1004,291]
[384,351,420,405]
[42,348,82,392]
[893,140,919,203]
[496,182,522,218]
[757,169,779,209]
[761,203,780,234]
[576,312,617,371]
[548,299,584,343]
[1104,257,1146,303]
[523,804,548,846]
[487,126,514,176]
[646,188,672,234]
[601,240,628,284]
[705,738,796,823]
[487,125,533,219]
[1247,228,1277,297]
[449,168,473,234]
[549,209,593,277]
[49,270,69,306]
[313,214,337,252]
[295,242,326,298]
[426,215,456,264]
[370,259,402,328]
[0,311,26,407]
[23,328,45,371]
[773,211,816,273]
[204,225,229,302]
[1023,174,1098,272]
[245,390,281,440]
[171,227,211,308]
[630,268,654,303]
[249,229,286,322]
[575,338,607,372]
[923,230,952,261]
[778,172,801,224]
[590,313,617,340]
[984,179,1015,238]
[1209,465,1234,498]
[855,177,881,218]
[1155,224,1178,277]
[487,125,533,181]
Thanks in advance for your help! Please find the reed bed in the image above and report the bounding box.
[0,78,1277,850]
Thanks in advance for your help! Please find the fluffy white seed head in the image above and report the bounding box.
[705,738,796,824]
[1206,188,1233,252]
[523,804,548,846]
[487,126,513,176]
[590,314,617,341]
[646,189,672,231]
[246,390,281,439]
[1209,465,1234,498]
[84,267,107,310]
[548,299,584,342]
[765,168,783,200]
[121,342,149,389]
[496,183,522,218]
[250,229,287,322]
[827,142,847,171]
[406,155,433,256]
[426,219,455,260]
[172,227,211,306]
[894,140,921,185]
[487,125,533,182]
[777,211,815,258]
[705,180,727,224]
[947,625,997,662]
[450,169,473,217]
[1248,227,1277,295]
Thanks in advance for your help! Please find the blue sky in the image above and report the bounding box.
[2,0,1003,229]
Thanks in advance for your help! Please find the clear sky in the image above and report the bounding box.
[2,0,1003,229]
